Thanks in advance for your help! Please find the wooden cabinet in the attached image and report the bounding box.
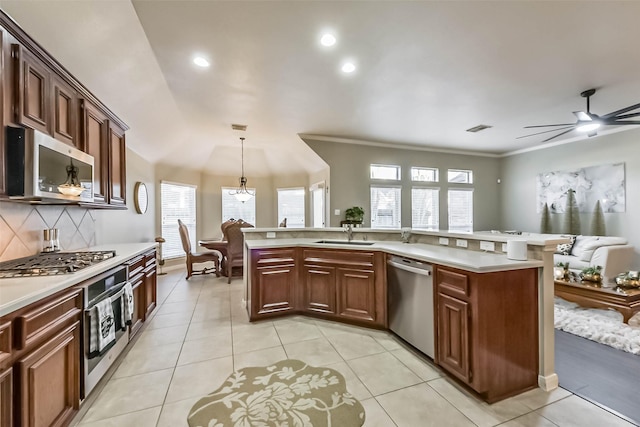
[251,248,297,319]
[107,122,126,206]
[16,322,80,427]
[12,44,50,135]
[302,249,386,327]
[0,367,12,427]
[80,99,108,204]
[51,75,78,148]
[0,287,82,427]
[434,265,539,402]
[302,265,336,314]
[143,251,157,319]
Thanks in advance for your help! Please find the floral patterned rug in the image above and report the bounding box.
[187,359,365,427]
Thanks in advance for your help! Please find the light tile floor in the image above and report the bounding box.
[74,271,636,427]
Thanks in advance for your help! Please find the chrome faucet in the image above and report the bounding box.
[344,223,354,242]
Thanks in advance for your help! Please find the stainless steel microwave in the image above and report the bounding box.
[5,126,94,203]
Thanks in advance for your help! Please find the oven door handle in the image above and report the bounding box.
[86,282,128,312]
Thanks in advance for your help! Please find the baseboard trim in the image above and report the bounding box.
[538,373,559,391]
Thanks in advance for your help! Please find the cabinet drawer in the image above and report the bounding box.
[303,249,374,268]
[13,288,82,350]
[0,321,11,365]
[436,267,470,299]
[254,248,296,269]
[126,255,145,278]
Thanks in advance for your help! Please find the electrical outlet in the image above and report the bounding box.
[266,232,276,238]
[502,243,508,252]
[334,209,341,216]
[456,239,468,248]
[439,237,449,245]
[480,241,495,252]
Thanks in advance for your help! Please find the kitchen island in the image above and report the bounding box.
[242,228,564,402]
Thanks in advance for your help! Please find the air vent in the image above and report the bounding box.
[466,124,492,133]
[231,124,247,131]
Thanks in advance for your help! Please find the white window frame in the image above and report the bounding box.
[448,188,474,232]
[411,187,440,230]
[277,187,305,228]
[370,164,401,181]
[222,187,257,225]
[160,181,197,260]
[411,167,439,182]
[370,185,402,229]
[447,169,473,184]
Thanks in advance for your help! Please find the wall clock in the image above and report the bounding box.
[134,182,148,214]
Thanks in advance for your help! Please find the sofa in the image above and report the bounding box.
[554,235,634,278]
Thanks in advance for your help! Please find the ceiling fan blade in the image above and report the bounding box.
[604,121,640,125]
[523,123,575,128]
[542,128,575,143]
[517,126,575,139]
[600,102,640,119]
[573,111,592,121]
[610,112,640,120]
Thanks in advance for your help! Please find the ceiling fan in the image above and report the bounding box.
[518,89,640,143]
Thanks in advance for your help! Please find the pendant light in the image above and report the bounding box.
[57,159,84,197]
[229,137,255,202]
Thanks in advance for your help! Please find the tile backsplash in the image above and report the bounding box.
[0,201,95,262]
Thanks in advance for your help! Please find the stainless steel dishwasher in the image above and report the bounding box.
[387,255,434,358]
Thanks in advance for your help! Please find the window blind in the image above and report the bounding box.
[448,189,474,232]
[412,188,439,230]
[161,182,197,259]
[222,187,257,225]
[370,186,401,229]
[277,188,305,228]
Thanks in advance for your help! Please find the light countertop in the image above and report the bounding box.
[245,239,543,273]
[0,242,157,317]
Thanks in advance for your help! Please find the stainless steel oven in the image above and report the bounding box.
[77,265,130,398]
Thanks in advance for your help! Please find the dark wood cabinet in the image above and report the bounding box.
[302,265,336,314]
[337,267,376,322]
[143,251,157,319]
[12,44,49,135]
[107,122,126,206]
[434,265,538,402]
[51,75,77,147]
[0,367,12,427]
[80,99,108,204]
[251,248,297,319]
[16,321,80,427]
[302,249,386,327]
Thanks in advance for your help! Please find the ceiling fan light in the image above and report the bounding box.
[576,123,601,133]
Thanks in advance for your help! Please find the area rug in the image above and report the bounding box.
[187,359,365,427]
[554,297,640,355]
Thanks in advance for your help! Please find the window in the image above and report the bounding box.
[222,187,256,225]
[277,188,305,228]
[448,189,473,232]
[370,164,401,180]
[161,181,197,259]
[448,169,473,184]
[411,167,438,182]
[412,188,439,230]
[371,186,401,229]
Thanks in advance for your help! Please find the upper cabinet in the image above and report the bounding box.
[0,11,129,207]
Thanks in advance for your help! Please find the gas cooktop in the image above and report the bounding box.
[0,250,116,278]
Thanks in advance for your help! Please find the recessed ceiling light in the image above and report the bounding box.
[193,56,210,68]
[320,33,336,47]
[341,62,356,73]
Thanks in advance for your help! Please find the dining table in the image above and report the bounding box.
[198,239,228,276]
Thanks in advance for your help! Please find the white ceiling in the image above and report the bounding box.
[2,1,640,176]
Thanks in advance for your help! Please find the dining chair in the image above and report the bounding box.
[224,220,254,283]
[178,219,220,279]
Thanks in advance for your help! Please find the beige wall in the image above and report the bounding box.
[305,139,502,230]
[500,128,640,265]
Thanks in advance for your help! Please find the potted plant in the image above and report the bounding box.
[580,265,602,282]
[345,206,365,225]
[554,262,569,280]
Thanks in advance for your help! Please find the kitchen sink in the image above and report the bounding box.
[314,240,375,246]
